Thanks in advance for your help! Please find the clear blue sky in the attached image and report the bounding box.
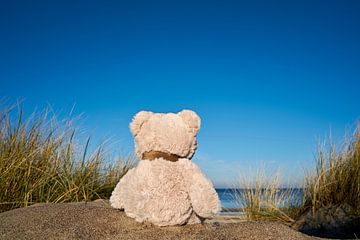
[1,0,359,187]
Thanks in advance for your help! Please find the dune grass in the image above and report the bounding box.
[234,123,360,224]
[303,124,360,215]
[233,168,303,224]
[0,105,135,213]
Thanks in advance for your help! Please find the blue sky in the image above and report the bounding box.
[1,0,359,187]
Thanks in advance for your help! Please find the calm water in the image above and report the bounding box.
[216,188,304,211]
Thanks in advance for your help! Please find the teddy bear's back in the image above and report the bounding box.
[122,159,193,226]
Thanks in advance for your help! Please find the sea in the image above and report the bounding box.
[216,188,304,212]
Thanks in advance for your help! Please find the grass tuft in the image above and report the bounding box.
[234,168,303,224]
[234,123,360,225]
[303,124,360,214]
[0,104,135,213]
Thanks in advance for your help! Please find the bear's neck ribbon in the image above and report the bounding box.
[142,151,182,162]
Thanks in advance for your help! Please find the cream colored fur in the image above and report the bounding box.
[110,110,221,226]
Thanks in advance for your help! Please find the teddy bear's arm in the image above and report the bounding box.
[109,168,134,209]
[182,161,221,218]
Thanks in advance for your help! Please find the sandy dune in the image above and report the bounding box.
[0,200,319,240]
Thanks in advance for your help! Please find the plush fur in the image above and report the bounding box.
[110,110,221,226]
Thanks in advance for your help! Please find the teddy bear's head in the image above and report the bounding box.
[130,110,201,161]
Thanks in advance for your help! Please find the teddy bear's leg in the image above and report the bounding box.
[180,160,221,219]
[187,211,202,224]
[109,181,124,209]
[109,168,135,210]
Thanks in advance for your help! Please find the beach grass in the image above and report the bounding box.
[302,124,360,215]
[233,123,360,225]
[0,104,135,213]
[233,168,303,224]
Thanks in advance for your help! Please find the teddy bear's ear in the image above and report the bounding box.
[178,110,201,135]
[130,111,153,136]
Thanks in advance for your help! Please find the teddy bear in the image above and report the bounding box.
[109,110,221,226]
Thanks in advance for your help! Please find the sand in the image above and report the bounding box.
[0,200,320,240]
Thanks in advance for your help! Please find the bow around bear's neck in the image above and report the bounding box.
[142,151,182,162]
